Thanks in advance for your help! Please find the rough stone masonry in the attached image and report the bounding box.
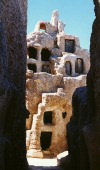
[0,0,100,170]
[26,10,90,158]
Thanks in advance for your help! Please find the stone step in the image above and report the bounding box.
[27,149,43,158]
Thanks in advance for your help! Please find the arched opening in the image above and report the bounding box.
[65,61,72,75]
[43,111,53,125]
[75,58,84,74]
[40,23,46,32]
[28,47,37,60]
[28,63,37,72]
[65,39,75,53]
[40,132,52,150]
[41,48,51,61]
[42,65,51,73]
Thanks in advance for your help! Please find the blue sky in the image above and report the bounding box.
[27,0,95,50]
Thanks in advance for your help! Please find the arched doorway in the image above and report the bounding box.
[40,132,52,150]
[65,61,72,75]
[75,58,84,74]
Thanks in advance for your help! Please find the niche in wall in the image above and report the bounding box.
[28,47,37,60]
[75,58,84,74]
[28,63,37,72]
[41,48,51,61]
[65,61,72,75]
[42,65,51,73]
[62,112,67,119]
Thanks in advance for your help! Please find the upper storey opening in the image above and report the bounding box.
[43,111,53,125]
[65,39,75,53]
[40,22,46,32]
[28,47,37,60]
[41,48,51,61]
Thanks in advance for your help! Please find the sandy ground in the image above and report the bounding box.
[28,158,62,170]
[28,151,68,170]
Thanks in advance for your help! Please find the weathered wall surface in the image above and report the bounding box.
[64,1,100,170]
[18,0,27,28]
[26,10,89,158]
[0,0,28,170]
[26,71,86,157]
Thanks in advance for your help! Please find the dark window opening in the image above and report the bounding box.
[40,23,46,32]
[62,112,67,119]
[43,111,53,124]
[40,132,52,150]
[41,48,51,61]
[65,61,72,75]
[28,47,37,60]
[28,64,37,72]
[75,58,84,74]
[42,65,51,74]
[65,39,75,53]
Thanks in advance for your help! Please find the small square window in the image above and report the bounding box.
[65,39,75,53]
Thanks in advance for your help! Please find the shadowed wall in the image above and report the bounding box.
[0,0,28,170]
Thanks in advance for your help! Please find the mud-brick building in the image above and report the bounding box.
[26,10,90,158]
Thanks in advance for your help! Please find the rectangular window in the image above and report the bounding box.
[65,39,75,53]
[43,111,52,124]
